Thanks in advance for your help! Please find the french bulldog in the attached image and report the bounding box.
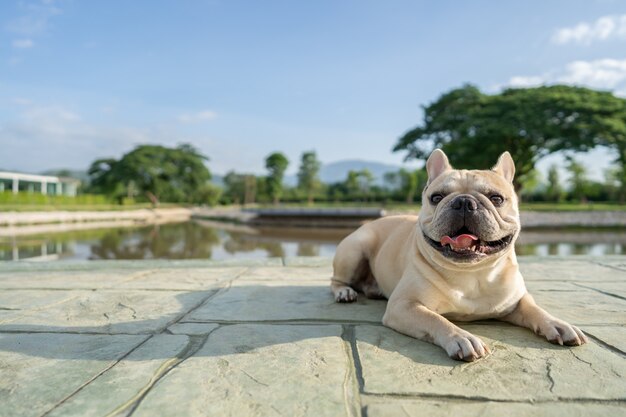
[331,149,587,361]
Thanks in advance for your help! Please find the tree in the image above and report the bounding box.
[546,165,564,202]
[565,156,589,202]
[394,84,626,191]
[383,171,400,192]
[265,152,289,205]
[343,169,375,201]
[297,151,321,204]
[87,144,212,205]
[398,168,427,204]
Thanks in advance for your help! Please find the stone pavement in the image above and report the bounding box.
[0,256,624,417]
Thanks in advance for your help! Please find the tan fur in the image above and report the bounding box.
[331,150,587,361]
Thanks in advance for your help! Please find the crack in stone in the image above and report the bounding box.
[117,303,138,320]
[589,260,626,274]
[570,350,593,367]
[572,283,626,302]
[546,360,555,394]
[241,370,269,387]
[156,286,235,334]
[361,392,626,404]
[584,332,626,358]
[341,325,363,417]
[113,331,217,417]
[40,335,154,417]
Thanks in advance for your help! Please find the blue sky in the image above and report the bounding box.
[1,0,625,179]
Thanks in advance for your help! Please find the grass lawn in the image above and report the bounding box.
[1,201,624,213]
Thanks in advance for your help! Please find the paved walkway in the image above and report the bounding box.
[0,256,624,416]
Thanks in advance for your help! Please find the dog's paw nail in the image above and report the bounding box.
[335,288,358,303]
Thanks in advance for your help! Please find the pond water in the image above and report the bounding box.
[1,220,625,262]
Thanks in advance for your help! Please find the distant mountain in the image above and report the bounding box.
[319,159,402,184]
[282,159,404,186]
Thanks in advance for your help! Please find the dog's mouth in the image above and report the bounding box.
[424,226,514,261]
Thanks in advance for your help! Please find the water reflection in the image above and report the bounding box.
[0,221,624,261]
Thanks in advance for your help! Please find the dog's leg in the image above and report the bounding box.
[331,234,373,303]
[382,298,490,361]
[500,293,587,346]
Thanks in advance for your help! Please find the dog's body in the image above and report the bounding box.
[331,150,586,361]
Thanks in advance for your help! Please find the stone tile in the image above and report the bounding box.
[0,333,147,417]
[46,335,191,417]
[184,280,386,323]
[519,260,623,282]
[131,324,351,417]
[583,326,626,354]
[0,259,283,272]
[118,267,247,290]
[0,290,80,322]
[593,258,626,271]
[524,281,581,292]
[199,257,284,267]
[0,290,214,334]
[531,289,626,325]
[575,281,626,300]
[364,399,625,417]
[167,323,220,335]
[283,256,333,267]
[0,270,150,289]
[239,266,333,281]
[356,324,626,401]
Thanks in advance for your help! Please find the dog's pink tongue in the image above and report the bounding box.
[440,234,478,250]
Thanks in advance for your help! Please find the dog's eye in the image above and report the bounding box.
[430,194,444,204]
[490,194,504,206]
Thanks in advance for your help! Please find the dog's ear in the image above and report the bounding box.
[492,152,515,183]
[426,149,452,183]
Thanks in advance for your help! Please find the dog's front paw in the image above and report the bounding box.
[441,329,491,362]
[537,318,588,346]
[335,287,358,303]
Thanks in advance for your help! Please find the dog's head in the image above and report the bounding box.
[418,149,520,264]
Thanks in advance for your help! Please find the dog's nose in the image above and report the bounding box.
[451,195,478,211]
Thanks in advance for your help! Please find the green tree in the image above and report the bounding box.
[223,171,245,205]
[546,165,564,202]
[383,171,400,191]
[343,169,374,201]
[88,158,124,198]
[565,157,589,202]
[605,166,626,203]
[265,152,289,205]
[394,84,626,191]
[398,168,427,204]
[297,151,321,205]
[87,144,212,205]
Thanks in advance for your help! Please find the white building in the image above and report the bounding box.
[0,171,81,196]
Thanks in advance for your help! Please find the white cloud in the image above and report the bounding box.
[22,105,81,123]
[507,75,547,88]
[559,59,626,89]
[552,14,626,45]
[11,97,33,106]
[0,104,188,172]
[505,58,626,92]
[12,38,34,49]
[4,1,62,52]
[177,109,218,124]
